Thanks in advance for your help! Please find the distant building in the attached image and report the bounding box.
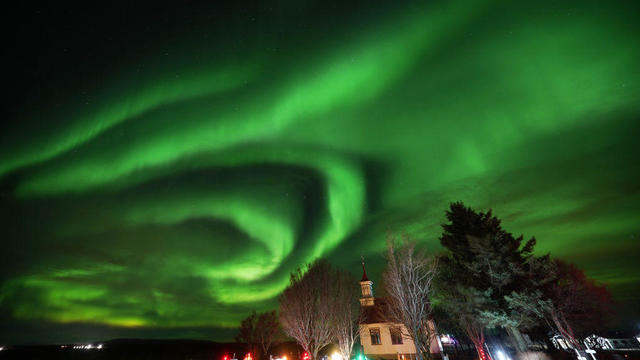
[358,261,441,360]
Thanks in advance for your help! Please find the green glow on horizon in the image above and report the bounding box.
[0,0,639,341]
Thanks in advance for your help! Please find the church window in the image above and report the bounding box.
[390,327,403,345]
[370,328,381,345]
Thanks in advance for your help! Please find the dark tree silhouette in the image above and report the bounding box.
[508,259,613,350]
[545,259,612,344]
[237,310,281,360]
[237,311,260,359]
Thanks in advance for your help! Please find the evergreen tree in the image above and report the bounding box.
[438,202,543,354]
[434,262,494,360]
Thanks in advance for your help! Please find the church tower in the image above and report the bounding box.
[359,258,374,306]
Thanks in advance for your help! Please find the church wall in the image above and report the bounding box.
[359,321,441,359]
[360,322,417,359]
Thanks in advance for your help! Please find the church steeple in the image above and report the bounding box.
[361,257,369,282]
[359,257,374,306]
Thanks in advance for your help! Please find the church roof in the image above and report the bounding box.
[361,297,388,324]
[361,298,435,324]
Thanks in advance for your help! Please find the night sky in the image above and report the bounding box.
[1,0,639,345]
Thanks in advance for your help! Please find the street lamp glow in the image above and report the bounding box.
[496,350,510,360]
[331,353,343,360]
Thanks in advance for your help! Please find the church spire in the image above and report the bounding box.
[361,256,369,282]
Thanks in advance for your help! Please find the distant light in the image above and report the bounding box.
[496,350,510,360]
[440,334,455,345]
[331,353,343,360]
[284,356,287,360]
[97,344,103,349]
[0,346,4,351]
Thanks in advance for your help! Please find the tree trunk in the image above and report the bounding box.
[464,322,490,360]
[472,341,490,360]
[413,329,424,360]
[551,312,582,351]
[506,326,528,353]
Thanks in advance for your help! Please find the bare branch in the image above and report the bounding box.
[383,233,438,360]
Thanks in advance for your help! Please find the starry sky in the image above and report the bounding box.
[1,0,639,345]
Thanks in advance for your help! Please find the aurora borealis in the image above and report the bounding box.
[1,0,639,344]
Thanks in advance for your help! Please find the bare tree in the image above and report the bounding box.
[331,267,363,360]
[383,233,438,360]
[279,260,335,360]
[256,311,281,359]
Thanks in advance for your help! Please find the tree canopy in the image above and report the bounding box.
[279,259,361,360]
[438,202,543,353]
[437,202,613,354]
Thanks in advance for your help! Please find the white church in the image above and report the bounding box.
[358,262,443,360]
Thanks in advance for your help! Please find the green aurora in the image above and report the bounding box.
[1,0,639,344]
